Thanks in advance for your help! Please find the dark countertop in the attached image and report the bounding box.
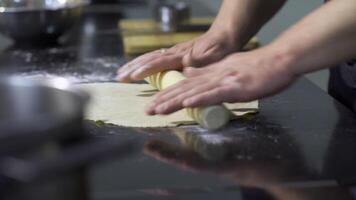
[1,1,356,200]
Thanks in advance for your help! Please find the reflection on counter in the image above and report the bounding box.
[144,126,309,187]
[142,126,356,199]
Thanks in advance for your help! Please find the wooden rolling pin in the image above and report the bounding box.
[145,70,231,130]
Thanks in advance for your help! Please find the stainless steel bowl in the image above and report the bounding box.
[0,0,89,42]
[0,76,139,200]
[0,76,89,153]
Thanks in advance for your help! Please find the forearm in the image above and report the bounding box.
[210,0,286,49]
[269,0,356,76]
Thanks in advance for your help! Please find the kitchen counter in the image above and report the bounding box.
[1,1,356,200]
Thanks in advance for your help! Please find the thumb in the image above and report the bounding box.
[182,48,196,67]
[182,46,227,68]
[182,48,213,68]
[183,63,219,77]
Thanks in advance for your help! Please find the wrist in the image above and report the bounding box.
[207,23,242,50]
[261,43,301,79]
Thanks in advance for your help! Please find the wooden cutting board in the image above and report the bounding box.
[119,17,259,55]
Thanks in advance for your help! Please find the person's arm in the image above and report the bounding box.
[269,0,356,75]
[211,0,286,50]
[117,0,286,82]
[145,0,356,115]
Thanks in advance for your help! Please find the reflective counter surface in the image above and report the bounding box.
[0,1,356,200]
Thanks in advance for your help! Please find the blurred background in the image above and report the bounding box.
[0,0,327,89]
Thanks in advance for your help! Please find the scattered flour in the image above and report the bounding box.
[19,71,115,84]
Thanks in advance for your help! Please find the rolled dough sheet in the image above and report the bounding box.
[77,82,259,128]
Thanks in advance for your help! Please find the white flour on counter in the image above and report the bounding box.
[19,72,116,84]
[16,56,124,83]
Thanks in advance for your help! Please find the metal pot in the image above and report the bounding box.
[0,0,90,42]
[152,1,191,32]
[0,76,138,200]
[0,76,88,154]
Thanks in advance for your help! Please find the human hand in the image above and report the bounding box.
[116,30,237,82]
[145,47,297,115]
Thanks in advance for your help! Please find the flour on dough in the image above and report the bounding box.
[77,82,258,128]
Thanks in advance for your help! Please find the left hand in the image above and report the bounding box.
[146,47,297,115]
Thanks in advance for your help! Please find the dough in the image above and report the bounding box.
[78,82,258,128]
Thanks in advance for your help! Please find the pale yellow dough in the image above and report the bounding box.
[78,82,258,128]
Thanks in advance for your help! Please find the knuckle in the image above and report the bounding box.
[142,64,154,70]
[189,54,204,64]
[190,96,202,105]
[166,99,180,109]
[158,57,171,63]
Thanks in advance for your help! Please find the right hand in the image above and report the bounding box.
[116,30,238,82]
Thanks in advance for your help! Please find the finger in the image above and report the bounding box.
[154,84,217,115]
[152,76,214,106]
[130,54,184,80]
[118,50,161,74]
[147,78,218,115]
[145,78,201,115]
[117,63,144,82]
[152,69,220,102]
[183,63,220,77]
[145,82,188,115]
[118,51,179,82]
[147,76,205,109]
[146,64,227,115]
[117,52,163,82]
[183,86,236,107]
[152,75,206,101]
